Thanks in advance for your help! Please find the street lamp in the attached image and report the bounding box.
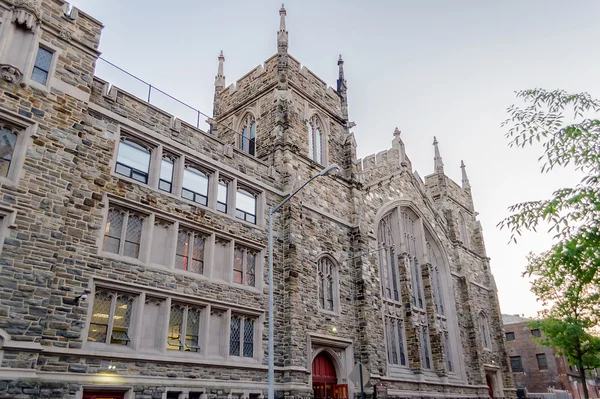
[267,163,341,399]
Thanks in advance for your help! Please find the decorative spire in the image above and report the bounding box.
[393,127,401,138]
[214,50,225,89]
[433,136,444,173]
[277,4,288,51]
[460,160,471,190]
[337,54,348,121]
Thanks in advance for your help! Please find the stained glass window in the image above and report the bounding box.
[0,128,17,178]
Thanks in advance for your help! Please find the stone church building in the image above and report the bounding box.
[0,1,514,398]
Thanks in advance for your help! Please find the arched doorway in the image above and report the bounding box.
[313,352,347,399]
[486,374,495,398]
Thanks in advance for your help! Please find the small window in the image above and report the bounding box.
[229,315,255,358]
[115,139,151,183]
[479,313,492,349]
[317,257,336,312]
[159,157,174,193]
[505,331,516,341]
[167,304,202,352]
[307,116,323,163]
[510,355,523,372]
[531,328,542,338]
[31,46,53,85]
[233,245,257,287]
[537,353,548,370]
[182,166,209,206]
[217,180,228,213]
[103,208,144,258]
[87,290,134,345]
[240,114,256,156]
[236,188,256,224]
[422,326,431,369]
[175,230,206,274]
[0,128,17,178]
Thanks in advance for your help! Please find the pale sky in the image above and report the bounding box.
[68,0,600,318]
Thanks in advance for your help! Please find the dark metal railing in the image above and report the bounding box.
[96,57,211,131]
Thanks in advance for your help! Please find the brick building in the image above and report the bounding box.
[503,316,600,399]
[0,1,514,398]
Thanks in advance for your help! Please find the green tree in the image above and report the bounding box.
[499,89,600,399]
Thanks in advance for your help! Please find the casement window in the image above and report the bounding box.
[87,290,134,345]
[217,180,228,213]
[378,212,399,302]
[307,116,323,163]
[510,356,523,372]
[531,328,542,338]
[421,326,431,369]
[444,333,453,372]
[176,229,206,274]
[31,46,53,85]
[385,316,406,366]
[479,312,492,349]
[402,211,424,309]
[159,156,174,193]
[182,166,209,206]
[229,315,255,358]
[103,208,145,258]
[240,114,256,156]
[505,331,516,341]
[236,188,257,224]
[317,257,336,312]
[167,304,202,352]
[233,245,257,287]
[0,127,17,178]
[115,139,151,184]
[537,353,548,370]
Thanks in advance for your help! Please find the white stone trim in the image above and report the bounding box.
[0,108,36,186]
[23,37,60,92]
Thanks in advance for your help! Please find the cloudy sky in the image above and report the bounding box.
[68,0,600,318]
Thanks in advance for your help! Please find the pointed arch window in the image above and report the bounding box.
[458,212,469,247]
[377,212,399,302]
[427,239,445,315]
[317,257,337,312]
[307,116,323,164]
[240,114,256,156]
[385,315,406,366]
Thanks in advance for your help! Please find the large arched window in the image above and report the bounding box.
[377,205,462,376]
[240,114,256,156]
[479,312,492,349]
[317,257,337,312]
[307,115,323,164]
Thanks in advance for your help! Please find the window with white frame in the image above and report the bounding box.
[176,229,206,274]
[217,179,228,213]
[167,303,202,352]
[240,114,256,156]
[317,257,336,312]
[378,212,399,302]
[103,207,145,258]
[307,115,323,163]
[0,127,17,178]
[236,188,257,224]
[115,138,151,184]
[233,245,257,287]
[479,312,492,349]
[182,166,209,205]
[159,155,174,193]
[385,315,406,366]
[31,46,53,85]
[87,290,135,345]
[229,315,255,358]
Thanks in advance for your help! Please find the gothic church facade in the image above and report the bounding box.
[0,1,513,398]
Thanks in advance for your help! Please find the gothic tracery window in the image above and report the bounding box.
[307,115,323,163]
[479,312,492,349]
[317,257,336,312]
[401,210,423,308]
[240,114,256,156]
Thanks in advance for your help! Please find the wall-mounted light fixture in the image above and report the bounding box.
[63,289,91,305]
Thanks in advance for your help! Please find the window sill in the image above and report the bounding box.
[0,175,19,187]
[26,79,51,93]
[111,173,264,230]
[317,308,340,317]
[57,345,263,368]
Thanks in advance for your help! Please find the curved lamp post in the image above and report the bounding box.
[267,164,340,399]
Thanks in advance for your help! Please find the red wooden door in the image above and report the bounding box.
[313,352,338,399]
[83,392,125,399]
